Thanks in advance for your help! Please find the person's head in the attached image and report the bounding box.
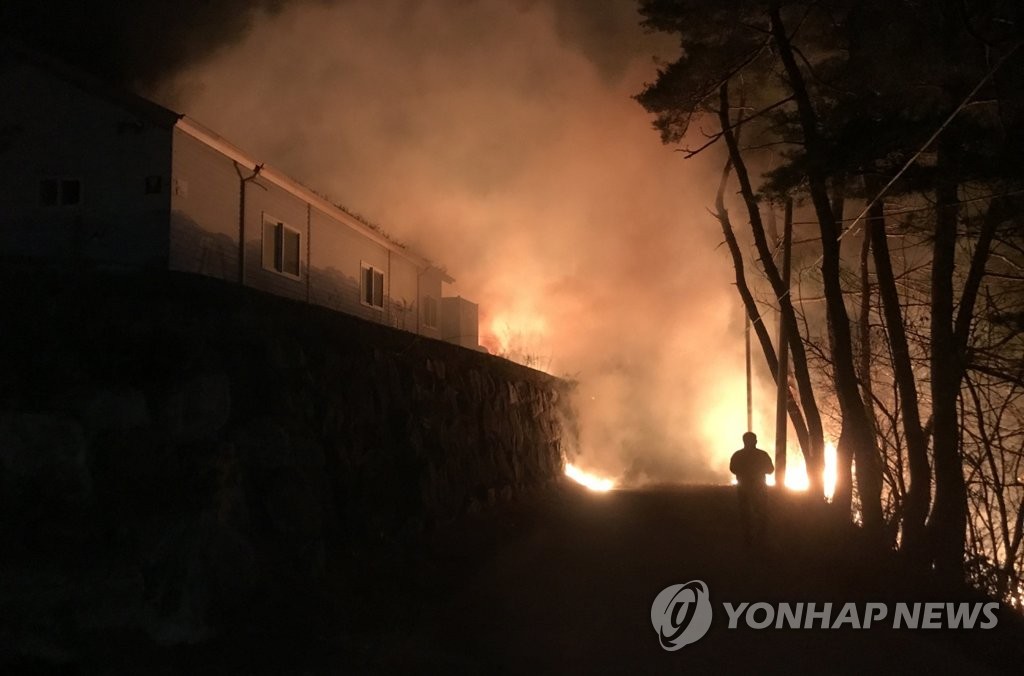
[742,432,757,449]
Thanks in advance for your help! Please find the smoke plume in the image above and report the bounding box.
[154,0,772,484]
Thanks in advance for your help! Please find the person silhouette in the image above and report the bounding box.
[729,432,775,546]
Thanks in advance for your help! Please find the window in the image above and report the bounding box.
[261,215,301,278]
[39,178,81,206]
[39,179,57,206]
[361,264,385,309]
[423,295,438,328]
[145,175,163,194]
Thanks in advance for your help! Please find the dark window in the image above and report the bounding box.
[39,178,81,206]
[423,296,438,328]
[362,265,385,309]
[281,228,300,276]
[262,220,277,270]
[145,175,163,194]
[362,267,373,304]
[61,179,80,205]
[373,270,384,307]
[261,216,301,279]
[39,179,59,206]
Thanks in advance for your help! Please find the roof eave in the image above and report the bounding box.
[175,116,439,271]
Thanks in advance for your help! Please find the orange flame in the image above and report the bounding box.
[483,311,549,367]
[763,440,838,500]
[565,463,615,492]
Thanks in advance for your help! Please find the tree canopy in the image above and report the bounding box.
[637,0,1024,592]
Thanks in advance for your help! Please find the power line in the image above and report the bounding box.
[745,41,1024,329]
[789,187,1024,227]
[814,41,1023,257]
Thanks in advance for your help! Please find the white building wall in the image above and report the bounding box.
[307,205,392,323]
[418,269,445,340]
[0,54,172,267]
[0,51,465,343]
[168,128,239,281]
[441,296,480,349]
[169,124,445,334]
[242,175,309,302]
[387,251,419,332]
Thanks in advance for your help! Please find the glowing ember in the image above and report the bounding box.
[823,441,838,501]
[782,469,810,491]
[485,312,548,359]
[565,463,615,492]
[755,440,839,499]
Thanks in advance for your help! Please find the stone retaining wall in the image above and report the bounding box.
[0,269,574,662]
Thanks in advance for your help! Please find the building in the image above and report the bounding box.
[441,296,481,350]
[0,45,479,345]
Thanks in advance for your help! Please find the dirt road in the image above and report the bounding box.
[100,483,1021,674]
[381,483,1018,675]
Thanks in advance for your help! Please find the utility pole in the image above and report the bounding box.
[745,314,753,432]
[774,198,793,487]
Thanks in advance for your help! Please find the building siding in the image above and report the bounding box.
[239,175,308,302]
[2,51,472,345]
[168,128,239,282]
[0,56,172,267]
[388,252,418,332]
[169,127,450,338]
[308,205,389,323]
[419,269,445,340]
[442,296,480,349]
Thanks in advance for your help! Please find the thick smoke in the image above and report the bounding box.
[154,0,773,484]
[1,0,296,85]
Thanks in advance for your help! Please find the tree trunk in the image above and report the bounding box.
[712,114,812,456]
[830,172,854,516]
[954,196,1006,352]
[925,181,1008,581]
[858,211,877,451]
[867,184,930,564]
[769,5,883,535]
[717,82,825,496]
[927,141,966,583]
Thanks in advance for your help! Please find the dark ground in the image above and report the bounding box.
[53,482,1024,675]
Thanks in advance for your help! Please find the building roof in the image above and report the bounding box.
[3,42,182,129]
